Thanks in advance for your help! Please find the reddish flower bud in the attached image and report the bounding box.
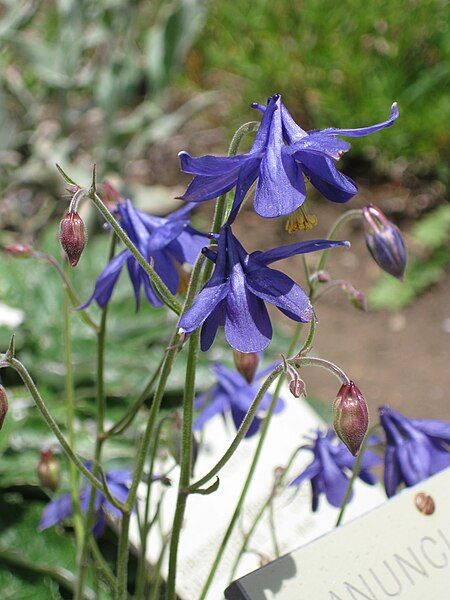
[362,204,407,279]
[233,351,259,383]
[100,181,121,207]
[4,243,33,258]
[59,211,86,267]
[289,376,306,398]
[37,449,60,492]
[316,270,331,283]
[333,381,368,456]
[0,385,8,430]
[345,284,367,311]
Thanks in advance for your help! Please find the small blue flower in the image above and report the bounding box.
[179,95,398,220]
[194,363,284,437]
[39,467,132,537]
[290,429,380,512]
[379,406,450,497]
[179,225,349,352]
[81,200,208,309]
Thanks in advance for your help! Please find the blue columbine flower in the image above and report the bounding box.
[179,94,398,220]
[194,363,284,437]
[379,406,450,498]
[290,429,380,512]
[39,467,132,537]
[178,225,349,352]
[81,200,208,309]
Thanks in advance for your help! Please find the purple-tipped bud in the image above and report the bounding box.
[362,204,407,279]
[59,211,86,267]
[0,385,8,430]
[233,351,259,383]
[37,449,60,492]
[333,381,368,456]
[289,376,306,398]
[4,243,33,258]
[316,270,331,283]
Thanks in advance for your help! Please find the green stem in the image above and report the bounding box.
[199,325,303,599]
[268,500,280,558]
[90,539,118,593]
[63,264,83,549]
[75,235,116,600]
[315,208,363,276]
[166,329,200,600]
[106,357,164,437]
[0,356,108,496]
[335,425,378,527]
[88,189,182,315]
[0,546,96,600]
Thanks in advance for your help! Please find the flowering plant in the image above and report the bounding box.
[1,93,448,600]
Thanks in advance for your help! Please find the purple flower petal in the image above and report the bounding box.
[179,151,252,176]
[200,300,226,351]
[321,103,399,138]
[244,266,313,323]
[384,446,401,497]
[289,132,351,160]
[230,403,261,437]
[179,171,239,204]
[227,156,262,224]
[289,458,322,488]
[194,392,228,429]
[180,282,229,334]
[408,418,450,443]
[295,154,357,203]
[39,493,73,530]
[254,100,306,218]
[253,239,349,266]
[80,250,129,309]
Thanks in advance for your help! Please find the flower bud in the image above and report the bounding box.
[59,211,86,267]
[333,381,368,456]
[315,270,331,283]
[362,204,407,279]
[233,351,259,383]
[0,385,8,430]
[289,375,306,398]
[4,243,33,258]
[345,284,367,311]
[37,449,60,492]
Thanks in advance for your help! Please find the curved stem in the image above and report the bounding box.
[188,365,284,492]
[291,356,350,385]
[166,329,200,600]
[315,208,362,276]
[198,325,303,599]
[0,356,108,497]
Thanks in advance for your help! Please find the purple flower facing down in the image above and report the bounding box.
[290,429,380,512]
[39,467,132,537]
[379,406,450,498]
[179,225,349,352]
[179,94,398,220]
[194,363,284,437]
[81,200,208,309]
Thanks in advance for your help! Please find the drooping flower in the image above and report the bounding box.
[178,225,349,352]
[81,200,208,309]
[39,467,133,537]
[194,363,284,437]
[379,406,450,498]
[362,204,407,279]
[179,95,398,220]
[289,429,380,512]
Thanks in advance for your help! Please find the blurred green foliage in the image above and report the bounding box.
[187,0,449,178]
[0,0,209,193]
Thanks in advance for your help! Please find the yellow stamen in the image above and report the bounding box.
[285,207,318,233]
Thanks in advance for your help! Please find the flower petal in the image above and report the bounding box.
[383,446,402,497]
[224,266,272,352]
[289,458,322,488]
[227,157,261,224]
[409,418,450,443]
[39,494,73,530]
[254,102,306,218]
[79,250,129,309]
[194,392,228,429]
[179,282,230,334]
[320,103,399,138]
[179,171,239,204]
[179,151,252,176]
[296,154,357,203]
[252,239,349,266]
[245,265,313,323]
[230,403,261,437]
[289,132,350,160]
[200,300,226,351]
